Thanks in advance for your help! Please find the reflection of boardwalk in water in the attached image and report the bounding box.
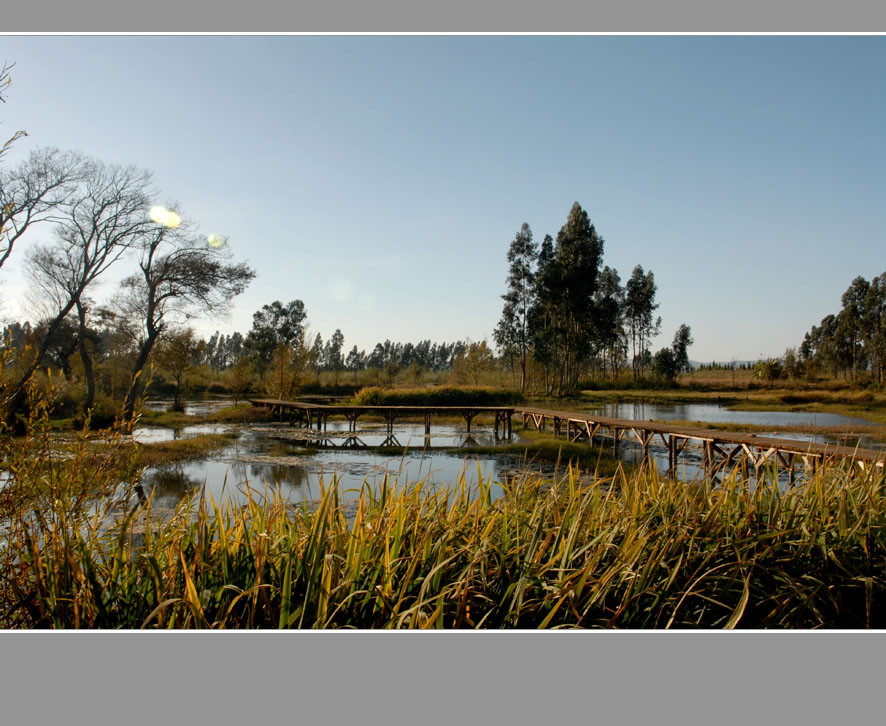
[290,433,402,449]
[287,431,485,450]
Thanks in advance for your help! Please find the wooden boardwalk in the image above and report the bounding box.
[250,399,513,438]
[250,399,884,483]
[515,406,884,483]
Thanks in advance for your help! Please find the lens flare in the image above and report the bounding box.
[149,206,168,225]
[207,234,225,248]
[149,206,181,228]
[327,276,355,302]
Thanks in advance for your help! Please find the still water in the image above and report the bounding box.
[135,421,549,510]
[587,402,874,428]
[130,399,882,508]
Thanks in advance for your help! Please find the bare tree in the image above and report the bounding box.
[120,218,255,423]
[0,147,89,274]
[6,161,154,420]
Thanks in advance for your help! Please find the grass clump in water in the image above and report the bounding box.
[135,433,237,467]
[353,386,524,407]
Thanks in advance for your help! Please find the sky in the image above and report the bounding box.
[0,35,883,363]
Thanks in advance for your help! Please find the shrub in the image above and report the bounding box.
[353,386,525,407]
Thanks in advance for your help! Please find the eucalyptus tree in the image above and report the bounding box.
[311,333,324,377]
[531,233,556,393]
[346,345,365,382]
[245,299,307,376]
[837,276,870,379]
[454,340,494,385]
[593,266,626,380]
[245,299,308,376]
[800,272,885,382]
[120,218,255,422]
[493,222,537,391]
[532,204,604,394]
[8,160,154,420]
[326,328,345,383]
[671,324,694,374]
[625,265,661,380]
[865,273,886,383]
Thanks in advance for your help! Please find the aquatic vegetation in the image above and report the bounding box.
[2,384,884,629]
[2,446,884,628]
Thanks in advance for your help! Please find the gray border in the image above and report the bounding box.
[0,0,885,32]
[1,631,884,722]
[2,0,885,722]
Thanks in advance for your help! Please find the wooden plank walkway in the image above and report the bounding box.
[250,399,513,438]
[514,406,885,482]
[250,399,884,482]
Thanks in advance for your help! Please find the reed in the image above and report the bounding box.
[2,379,884,629]
[2,444,884,628]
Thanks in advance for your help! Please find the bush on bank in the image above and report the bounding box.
[353,386,525,407]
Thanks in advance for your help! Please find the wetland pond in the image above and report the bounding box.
[135,420,527,511]
[132,398,882,509]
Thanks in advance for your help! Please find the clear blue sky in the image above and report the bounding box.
[1,35,883,363]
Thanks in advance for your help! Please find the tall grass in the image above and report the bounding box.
[3,374,884,629]
[2,450,884,628]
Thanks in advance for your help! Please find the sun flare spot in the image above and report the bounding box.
[149,206,181,228]
[207,234,225,248]
[327,276,356,303]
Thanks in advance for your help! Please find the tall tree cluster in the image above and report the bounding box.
[494,202,685,394]
[800,273,886,383]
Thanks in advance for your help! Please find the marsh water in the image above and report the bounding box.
[130,397,881,508]
[586,401,875,429]
[134,420,530,511]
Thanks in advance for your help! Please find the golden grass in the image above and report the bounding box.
[3,379,885,629]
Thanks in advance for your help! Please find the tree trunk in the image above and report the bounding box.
[76,301,96,414]
[122,332,159,427]
[4,298,78,426]
[172,379,184,411]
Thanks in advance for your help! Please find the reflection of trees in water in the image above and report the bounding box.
[138,464,203,508]
[248,462,308,490]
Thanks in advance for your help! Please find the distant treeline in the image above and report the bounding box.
[798,273,886,384]
[736,273,886,386]
[0,297,479,411]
